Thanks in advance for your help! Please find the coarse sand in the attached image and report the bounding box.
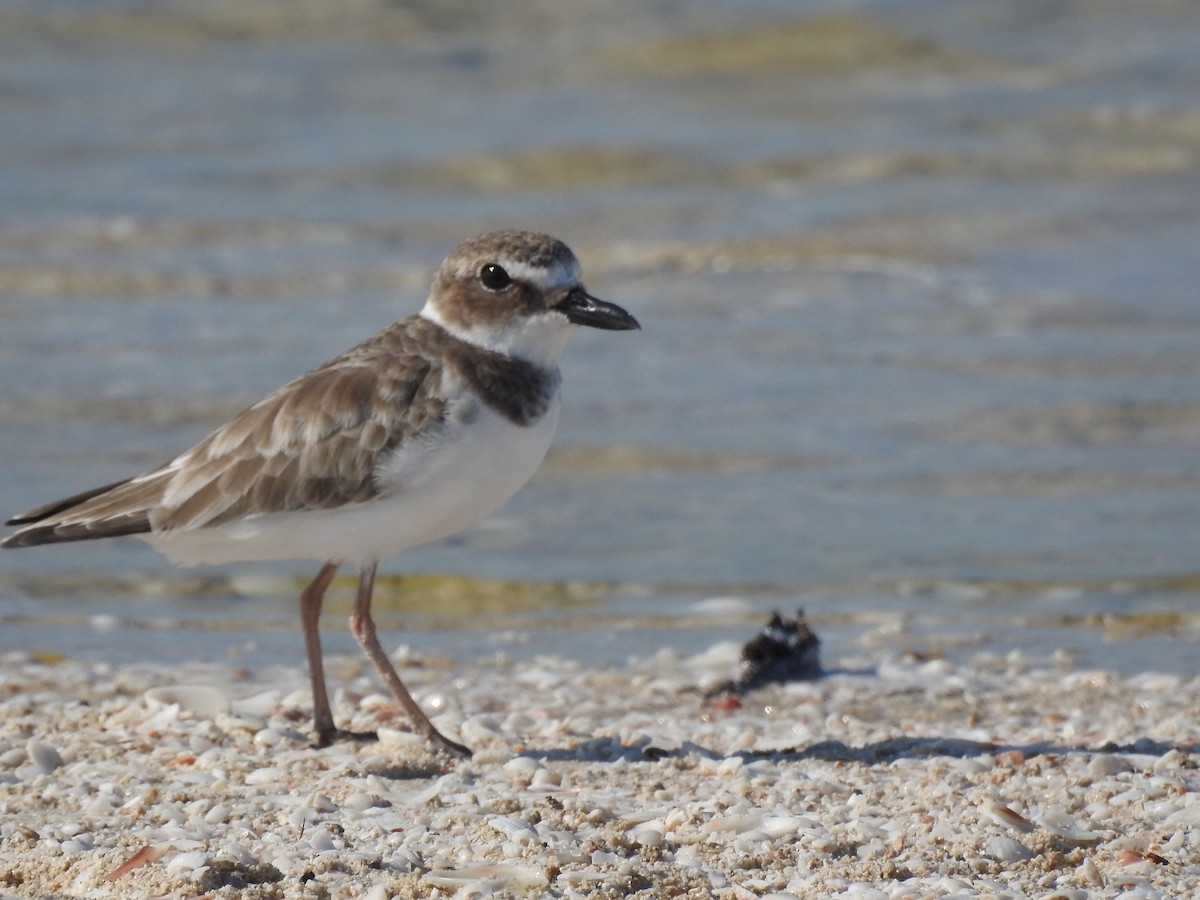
[0,639,1197,898]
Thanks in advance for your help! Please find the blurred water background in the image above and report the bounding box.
[1,0,1198,675]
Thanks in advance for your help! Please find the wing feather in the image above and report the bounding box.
[2,318,451,547]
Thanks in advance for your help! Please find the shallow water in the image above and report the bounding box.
[1,1,1198,674]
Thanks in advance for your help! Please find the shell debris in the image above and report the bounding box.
[0,643,1196,897]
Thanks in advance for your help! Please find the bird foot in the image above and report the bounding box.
[428,730,473,759]
[311,727,379,749]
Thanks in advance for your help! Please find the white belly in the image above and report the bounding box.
[146,397,561,566]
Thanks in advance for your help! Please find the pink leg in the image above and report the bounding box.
[299,561,341,747]
[348,562,472,757]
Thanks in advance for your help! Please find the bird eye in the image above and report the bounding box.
[479,264,511,291]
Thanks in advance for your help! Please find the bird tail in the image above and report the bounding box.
[2,479,153,547]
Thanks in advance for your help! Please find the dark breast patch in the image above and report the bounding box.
[446,342,559,427]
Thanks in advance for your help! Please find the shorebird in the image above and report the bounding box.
[3,230,640,756]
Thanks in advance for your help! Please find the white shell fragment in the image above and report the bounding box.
[984,835,1036,863]
[25,739,64,775]
[423,862,549,891]
[1036,807,1102,844]
[981,797,1037,833]
[144,685,231,718]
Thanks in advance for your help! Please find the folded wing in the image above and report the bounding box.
[3,325,447,548]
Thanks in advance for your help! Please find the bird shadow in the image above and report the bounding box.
[517,733,1198,766]
[513,660,1194,767]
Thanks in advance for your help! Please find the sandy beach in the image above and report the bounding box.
[1,637,1196,898]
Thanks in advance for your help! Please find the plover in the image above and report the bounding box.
[3,230,639,757]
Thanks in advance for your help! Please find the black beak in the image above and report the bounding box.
[558,289,640,331]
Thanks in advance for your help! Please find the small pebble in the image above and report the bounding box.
[166,851,209,873]
[343,792,380,812]
[144,685,230,718]
[244,767,284,786]
[204,804,230,825]
[26,739,63,775]
[984,835,1036,863]
[308,827,338,852]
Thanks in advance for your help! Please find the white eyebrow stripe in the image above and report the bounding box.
[499,259,582,291]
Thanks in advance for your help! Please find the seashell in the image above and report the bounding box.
[1163,806,1200,827]
[306,793,337,813]
[1087,755,1131,777]
[530,767,562,789]
[230,690,282,718]
[558,868,610,885]
[716,756,745,777]
[252,727,293,748]
[307,827,338,852]
[377,727,428,750]
[632,826,665,848]
[204,804,230,825]
[702,812,763,834]
[144,685,230,719]
[26,739,63,775]
[104,845,170,882]
[343,791,383,812]
[488,815,539,845]
[1108,788,1144,806]
[166,850,210,873]
[1075,857,1103,887]
[244,766,284,786]
[503,754,540,772]
[981,798,1036,833]
[984,835,1035,863]
[663,808,689,831]
[1036,808,1101,844]
[460,714,505,743]
[762,815,812,838]
[733,830,773,848]
[423,862,548,890]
